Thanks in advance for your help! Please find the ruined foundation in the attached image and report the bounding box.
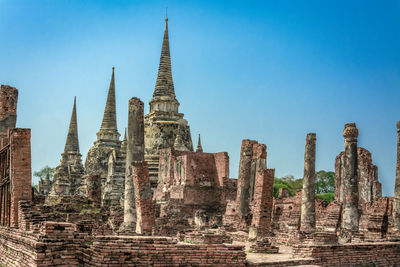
[1,17,400,267]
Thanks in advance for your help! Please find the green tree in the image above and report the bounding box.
[315,170,335,194]
[273,171,336,203]
[33,166,55,181]
[273,175,302,197]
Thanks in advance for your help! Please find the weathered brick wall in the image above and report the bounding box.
[9,128,32,228]
[0,222,246,266]
[236,140,267,221]
[293,242,400,266]
[249,168,274,239]
[85,236,245,266]
[214,152,229,186]
[0,85,18,145]
[154,148,231,234]
[335,147,382,204]
[131,161,154,234]
[358,197,392,240]
[0,226,37,266]
[0,222,81,267]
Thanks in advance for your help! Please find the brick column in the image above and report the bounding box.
[300,133,316,233]
[393,121,400,230]
[123,97,144,230]
[9,128,32,228]
[249,168,274,239]
[132,161,154,235]
[341,123,359,234]
[236,140,253,218]
[236,140,266,220]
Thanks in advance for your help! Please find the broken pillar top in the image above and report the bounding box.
[129,97,144,107]
[343,123,358,139]
[306,133,316,142]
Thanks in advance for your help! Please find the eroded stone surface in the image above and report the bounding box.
[300,133,316,233]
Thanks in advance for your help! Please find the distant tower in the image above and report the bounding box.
[196,134,203,152]
[85,68,126,206]
[49,97,84,196]
[144,17,193,187]
[96,67,120,144]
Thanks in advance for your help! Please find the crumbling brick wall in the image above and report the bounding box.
[335,147,382,203]
[0,85,18,145]
[153,148,230,234]
[0,222,246,266]
[249,168,274,239]
[293,242,400,266]
[9,128,32,228]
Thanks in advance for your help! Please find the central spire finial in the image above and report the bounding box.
[166,6,168,21]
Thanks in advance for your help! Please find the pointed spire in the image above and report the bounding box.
[196,134,203,153]
[64,97,80,153]
[153,17,176,98]
[100,67,118,132]
[123,128,127,141]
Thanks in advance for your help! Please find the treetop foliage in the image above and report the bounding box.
[273,170,335,203]
[33,165,55,181]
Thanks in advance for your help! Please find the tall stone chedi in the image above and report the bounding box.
[144,17,193,187]
[393,121,400,230]
[300,133,316,233]
[123,97,145,230]
[341,123,359,237]
[50,97,84,196]
[85,67,126,206]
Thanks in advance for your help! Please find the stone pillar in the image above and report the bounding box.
[131,161,154,235]
[249,168,275,239]
[236,140,254,218]
[393,121,400,230]
[236,140,266,221]
[123,97,144,229]
[341,123,359,234]
[300,133,316,233]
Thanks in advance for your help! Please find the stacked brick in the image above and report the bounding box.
[249,168,274,239]
[9,128,32,228]
[153,148,230,234]
[293,242,400,266]
[236,140,267,223]
[249,238,279,253]
[0,224,247,266]
[131,161,154,234]
[335,147,382,203]
[0,85,18,145]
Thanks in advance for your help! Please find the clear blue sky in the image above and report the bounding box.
[0,0,399,196]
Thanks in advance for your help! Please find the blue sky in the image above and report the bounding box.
[0,0,399,195]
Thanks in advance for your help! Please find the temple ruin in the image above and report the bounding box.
[1,18,400,266]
